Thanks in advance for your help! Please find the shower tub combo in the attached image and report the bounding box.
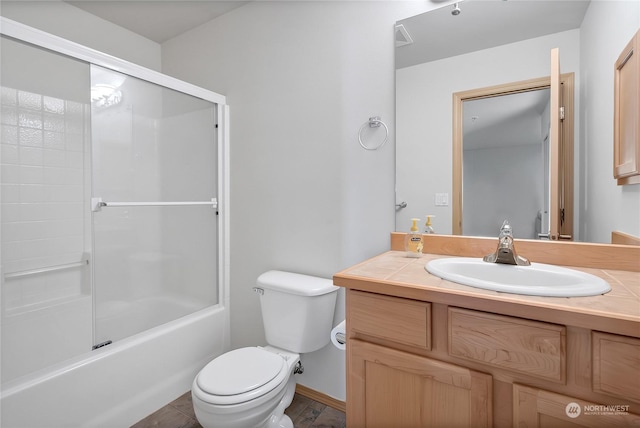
[0,18,230,427]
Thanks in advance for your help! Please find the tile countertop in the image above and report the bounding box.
[334,250,640,338]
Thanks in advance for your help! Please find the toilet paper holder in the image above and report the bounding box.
[331,320,346,350]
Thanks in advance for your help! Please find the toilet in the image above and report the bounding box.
[192,270,339,428]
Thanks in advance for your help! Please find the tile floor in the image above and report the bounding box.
[131,391,346,428]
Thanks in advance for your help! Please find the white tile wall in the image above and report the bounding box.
[1,86,89,310]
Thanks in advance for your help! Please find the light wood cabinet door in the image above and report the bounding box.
[614,29,640,184]
[513,384,640,427]
[592,331,640,403]
[348,339,492,428]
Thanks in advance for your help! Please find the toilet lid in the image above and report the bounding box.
[196,347,286,397]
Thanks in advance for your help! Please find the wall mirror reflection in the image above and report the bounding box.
[459,86,552,239]
[395,0,640,244]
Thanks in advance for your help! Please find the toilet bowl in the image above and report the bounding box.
[192,271,339,428]
[192,346,299,428]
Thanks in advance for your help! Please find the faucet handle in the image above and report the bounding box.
[485,220,531,266]
[499,220,514,240]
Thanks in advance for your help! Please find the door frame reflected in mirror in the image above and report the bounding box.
[452,74,574,239]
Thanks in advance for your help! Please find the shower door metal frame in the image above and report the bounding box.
[0,16,231,332]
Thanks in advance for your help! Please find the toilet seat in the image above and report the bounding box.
[195,347,288,406]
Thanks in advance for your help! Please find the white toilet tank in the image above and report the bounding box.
[256,271,339,353]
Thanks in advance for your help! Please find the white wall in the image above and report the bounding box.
[0,1,161,71]
[396,29,580,235]
[579,1,640,242]
[161,1,433,401]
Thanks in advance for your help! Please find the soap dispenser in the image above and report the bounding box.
[424,215,436,234]
[405,218,424,258]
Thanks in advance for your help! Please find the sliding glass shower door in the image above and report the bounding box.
[1,26,225,386]
[90,66,218,346]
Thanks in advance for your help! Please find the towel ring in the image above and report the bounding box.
[358,116,388,150]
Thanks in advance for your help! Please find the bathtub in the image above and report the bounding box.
[1,304,228,427]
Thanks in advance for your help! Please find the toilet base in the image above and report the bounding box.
[266,375,296,428]
[192,348,300,428]
[274,414,293,428]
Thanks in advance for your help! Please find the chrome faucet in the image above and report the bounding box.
[483,220,531,266]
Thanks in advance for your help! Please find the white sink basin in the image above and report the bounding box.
[425,257,611,297]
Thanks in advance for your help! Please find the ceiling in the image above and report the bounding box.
[66,0,591,51]
[65,0,249,43]
[396,0,590,69]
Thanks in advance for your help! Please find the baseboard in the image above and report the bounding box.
[295,384,346,413]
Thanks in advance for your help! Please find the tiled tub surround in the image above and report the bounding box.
[1,86,88,304]
[335,234,640,426]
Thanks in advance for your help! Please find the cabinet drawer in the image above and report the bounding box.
[449,308,566,382]
[348,290,431,350]
[592,331,640,403]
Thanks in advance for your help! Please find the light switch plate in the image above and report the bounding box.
[435,193,449,206]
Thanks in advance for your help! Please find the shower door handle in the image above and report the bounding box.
[4,259,89,280]
[91,197,217,212]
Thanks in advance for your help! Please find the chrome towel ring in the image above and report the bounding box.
[358,116,388,150]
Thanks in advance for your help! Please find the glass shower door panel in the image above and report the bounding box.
[90,65,217,202]
[93,205,217,344]
[90,65,217,345]
[0,36,92,382]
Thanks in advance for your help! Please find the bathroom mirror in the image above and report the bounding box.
[395,0,640,243]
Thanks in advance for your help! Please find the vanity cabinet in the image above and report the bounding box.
[344,288,640,427]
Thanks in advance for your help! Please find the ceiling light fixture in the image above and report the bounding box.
[91,84,123,109]
[452,3,461,15]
